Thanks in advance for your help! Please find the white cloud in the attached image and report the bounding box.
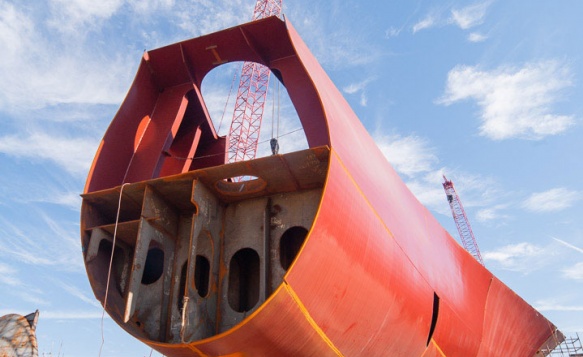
[343,77,375,107]
[52,191,83,210]
[0,264,47,305]
[56,280,102,308]
[405,175,449,214]
[0,309,106,319]
[475,204,508,222]
[372,131,499,216]
[318,31,381,70]
[450,1,491,30]
[468,32,487,42]
[372,133,450,212]
[359,92,368,107]
[438,60,575,140]
[0,132,99,176]
[343,78,373,95]
[175,0,253,38]
[48,0,123,34]
[406,170,497,218]
[412,1,491,34]
[0,2,132,112]
[289,6,381,70]
[475,207,497,222]
[412,14,437,33]
[535,298,583,312]
[552,237,583,254]
[0,211,84,272]
[0,263,22,287]
[483,242,550,272]
[0,1,33,62]
[375,134,439,177]
[128,0,175,14]
[562,262,583,281]
[385,26,401,38]
[522,188,581,213]
[15,291,49,306]
[1,52,131,111]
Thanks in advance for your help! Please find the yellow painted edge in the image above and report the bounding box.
[429,339,446,357]
[282,146,332,277]
[283,281,344,356]
[204,284,288,344]
[144,339,209,357]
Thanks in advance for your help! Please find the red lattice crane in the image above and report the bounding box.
[442,175,485,265]
[227,0,283,166]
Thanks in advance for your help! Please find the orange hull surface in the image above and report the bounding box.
[81,17,562,356]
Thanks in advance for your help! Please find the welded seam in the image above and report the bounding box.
[476,276,494,355]
[330,150,426,284]
[283,282,344,356]
[330,150,443,351]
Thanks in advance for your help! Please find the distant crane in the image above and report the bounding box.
[442,175,485,265]
[227,0,283,168]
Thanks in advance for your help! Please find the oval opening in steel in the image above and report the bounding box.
[215,175,267,196]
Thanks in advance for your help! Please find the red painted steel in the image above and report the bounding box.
[83,16,562,356]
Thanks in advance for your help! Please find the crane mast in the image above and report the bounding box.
[227,0,283,166]
[442,175,485,265]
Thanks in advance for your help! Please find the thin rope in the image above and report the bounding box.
[277,79,281,139]
[161,151,229,161]
[218,70,238,134]
[269,78,279,155]
[98,182,130,357]
[161,127,303,161]
[261,128,303,144]
[271,81,276,139]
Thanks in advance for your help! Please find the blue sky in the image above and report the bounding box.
[0,0,581,355]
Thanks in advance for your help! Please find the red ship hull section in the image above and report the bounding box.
[81,16,561,356]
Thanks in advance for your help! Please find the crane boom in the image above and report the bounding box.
[442,175,485,265]
[227,0,283,166]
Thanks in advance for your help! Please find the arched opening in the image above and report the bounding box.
[279,226,308,271]
[215,175,267,194]
[141,245,164,285]
[195,255,210,298]
[228,248,260,312]
[200,61,307,160]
